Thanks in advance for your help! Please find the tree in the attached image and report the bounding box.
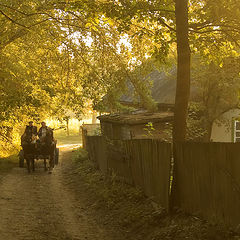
[173,0,191,142]
[1,0,157,153]
[191,57,240,141]
[97,0,240,142]
[2,0,240,153]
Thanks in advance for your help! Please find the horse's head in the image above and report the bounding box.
[45,129,54,142]
[22,133,36,144]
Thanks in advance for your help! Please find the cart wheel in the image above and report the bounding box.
[55,148,59,165]
[19,150,24,168]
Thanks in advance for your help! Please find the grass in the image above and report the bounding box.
[56,135,82,146]
[72,148,153,233]
[73,147,147,205]
[54,131,82,146]
[0,154,19,173]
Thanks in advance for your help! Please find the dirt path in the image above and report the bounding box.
[0,146,122,240]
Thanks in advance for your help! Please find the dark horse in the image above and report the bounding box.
[21,133,36,173]
[21,128,55,173]
[37,128,55,172]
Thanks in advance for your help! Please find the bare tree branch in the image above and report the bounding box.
[0,10,29,28]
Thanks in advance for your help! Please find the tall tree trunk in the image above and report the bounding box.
[170,0,190,212]
[173,0,191,142]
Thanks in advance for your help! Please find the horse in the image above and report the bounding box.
[21,128,56,173]
[21,133,37,173]
[37,128,55,172]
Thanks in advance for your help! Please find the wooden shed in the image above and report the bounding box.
[98,111,174,141]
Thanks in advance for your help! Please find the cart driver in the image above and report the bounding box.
[24,121,38,136]
[21,121,38,145]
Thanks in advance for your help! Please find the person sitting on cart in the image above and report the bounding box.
[24,121,38,137]
[38,122,53,142]
[38,121,55,172]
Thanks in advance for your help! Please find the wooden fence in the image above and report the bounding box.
[84,138,240,227]
[106,139,133,183]
[172,142,240,227]
[85,137,171,210]
[125,139,171,210]
[85,136,108,174]
[81,124,100,149]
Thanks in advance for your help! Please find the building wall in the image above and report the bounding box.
[101,122,131,140]
[211,109,240,142]
[130,122,171,140]
[100,121,171,141]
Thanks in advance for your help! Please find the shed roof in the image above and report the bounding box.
[98,111,173,125]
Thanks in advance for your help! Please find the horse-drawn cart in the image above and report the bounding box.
[19,143,59,171]
[19,128,59,173]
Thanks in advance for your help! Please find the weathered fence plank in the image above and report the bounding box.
[107,139,132,183]
[125,139,171,210]
[173,142,240,227]
[85,137,171,209]
[86,136,108,173]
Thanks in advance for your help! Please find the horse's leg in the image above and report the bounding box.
[26,157,30,173]
[48,154,53,173]
[32,157,35,172]
[23,146,30,173]
[44,159,47,171]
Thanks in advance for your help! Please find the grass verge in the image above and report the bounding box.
[0,154,18,176]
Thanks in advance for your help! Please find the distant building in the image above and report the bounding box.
[211,109,240,142]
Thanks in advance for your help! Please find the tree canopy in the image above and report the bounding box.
[1,0,240,154]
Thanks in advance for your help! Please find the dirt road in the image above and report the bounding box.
[0,146,123,240]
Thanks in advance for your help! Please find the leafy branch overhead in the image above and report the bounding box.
[1,0,240,147]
